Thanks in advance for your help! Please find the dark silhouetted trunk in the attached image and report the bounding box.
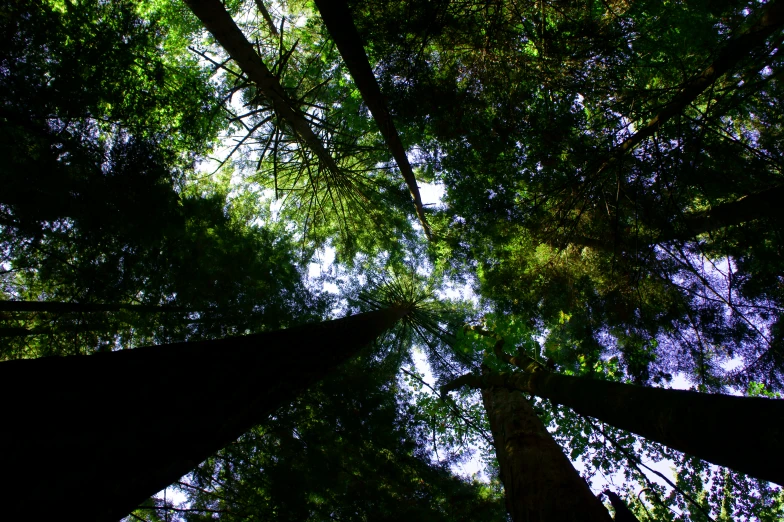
[0,326,33,337]
[559,184,784,250]
[184,0,342,178]
[446,367,784,485]
[0,306,408,521]
[312,0,432,239]
[603,490,641,522]
[661,184,784,241]
[482,385,613,522]
[254,0,278,36]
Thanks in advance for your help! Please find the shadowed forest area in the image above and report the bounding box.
[1,0,783,520]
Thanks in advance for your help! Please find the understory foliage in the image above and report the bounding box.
[136,356,505,522]
[2,0,783,520]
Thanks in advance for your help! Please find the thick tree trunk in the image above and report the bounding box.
[184,0,342,178]
[0,326,34,337]
[312,0,432,239]
[482,385,613,522]
[0,306,408,522]
[447,368,784,485]
[597,0,784,174]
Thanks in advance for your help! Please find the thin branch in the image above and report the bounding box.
[402,367,493,446]
[188,47,244,79]
[135,506,232,514]
[588,418,717,522]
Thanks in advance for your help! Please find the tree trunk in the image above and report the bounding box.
[661,184,784,241]
[558,184,784,250]
[0,306,408,522]
[254,0,278,36]
[603,490,641,522]
[597,0,784,175]
[312,0,432,239]
[482,385,613,522]
[184,0,342,179]
[448,368,784,485]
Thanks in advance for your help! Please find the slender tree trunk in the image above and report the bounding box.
[482,384,613,522]
[446,366,784,485]
[184,0,342,178]
[312,0,432,239]
[0,306,408,522]
[0,324,113,339]
[254,0,278,36]
[558,184,784,251]
[0,300,190,314]
[597,0,784,175]
[661,184,784,241]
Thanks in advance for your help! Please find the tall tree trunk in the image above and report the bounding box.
[446,366,784,485]
[0,326,34,337]
[312,0,432,239]
[184,0,342,179]
[0,306,409,522]
[597,0,784,175]
[482,384,613,522]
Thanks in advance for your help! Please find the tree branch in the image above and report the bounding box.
[440,372,484,398]
[596,0,784,176]
[588,418,717,522]
[401,367,493,445]
[311,0,432,239]
[254,0,278,36]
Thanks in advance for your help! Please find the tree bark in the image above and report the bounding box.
[0,306,409,522]
[482,385,613,522]
[597,0,784,175]
[312,0,432,239]
[184,0,342,179]
[446,366,784,485]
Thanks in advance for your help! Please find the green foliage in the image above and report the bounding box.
[5,0,784,519]
[0,0,323,359]
[746,381,782,399]
[151,357,505,522]
[350,0,784,394]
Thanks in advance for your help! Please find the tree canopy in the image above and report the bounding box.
[1,0,783,520]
